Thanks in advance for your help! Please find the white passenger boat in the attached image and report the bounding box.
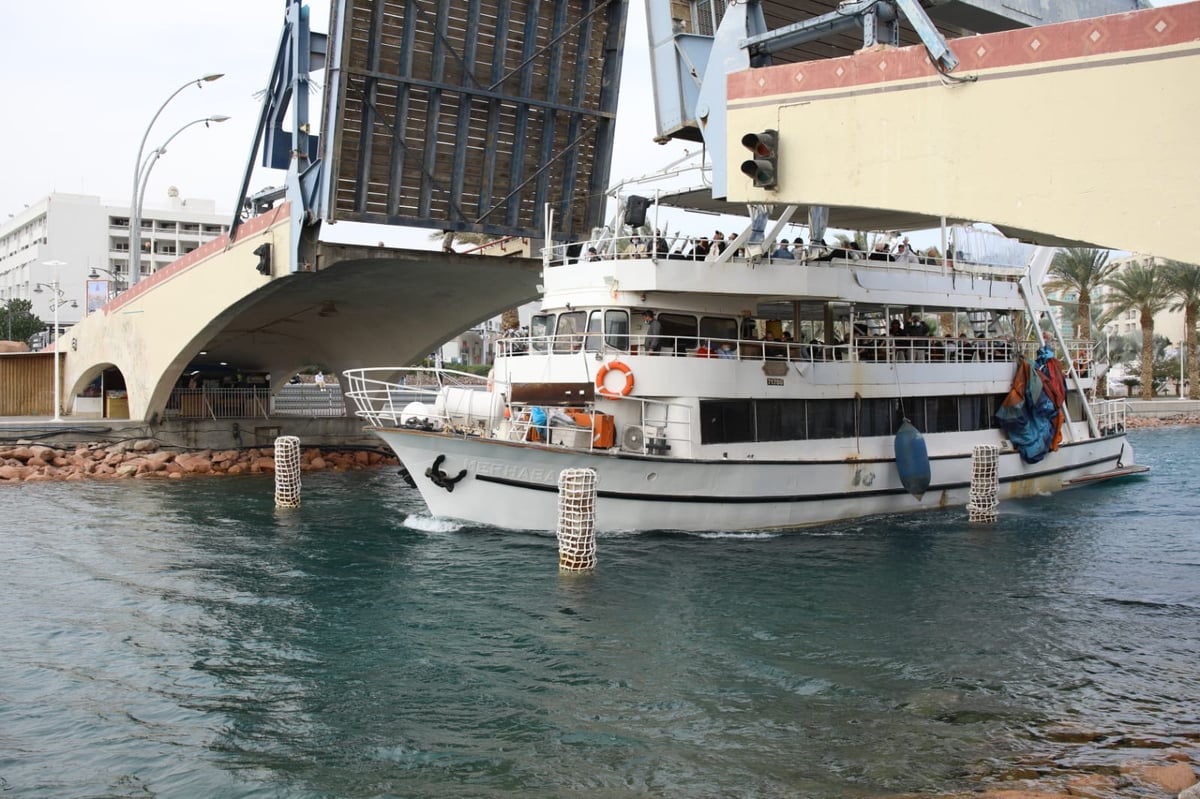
[344,206,1147,532]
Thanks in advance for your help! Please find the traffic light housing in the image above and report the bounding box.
[253,243,272,275]
[740,129,778,190]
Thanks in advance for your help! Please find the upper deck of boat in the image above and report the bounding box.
[541,237,1028,312]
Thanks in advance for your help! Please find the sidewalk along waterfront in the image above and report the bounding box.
[0,440,398,483]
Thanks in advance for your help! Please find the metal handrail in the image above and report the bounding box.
[496,331,1030,364]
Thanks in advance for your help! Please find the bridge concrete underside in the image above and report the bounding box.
[64,211,540,421]
[197,240,541,379]
[723,3,1200,264]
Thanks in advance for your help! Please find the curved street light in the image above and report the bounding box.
[87,266,128,305]
[35,260,77,422]
[132,115,230,282]
[128,73,223,286]
[88,266,126,286]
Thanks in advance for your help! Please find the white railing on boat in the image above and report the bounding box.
[343,366,696,457]
[496,331,1048,365]
[1091,398,1130,435]
[539,232,1025,281]
[342,367,492,427]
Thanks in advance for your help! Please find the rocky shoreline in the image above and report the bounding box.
[919,743,1200,799]
[1124,412,1200,429]
[0,439,399,483]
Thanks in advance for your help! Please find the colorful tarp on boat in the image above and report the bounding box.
[995,346,1067,464]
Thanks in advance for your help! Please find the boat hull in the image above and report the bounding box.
[375,427,1136,532]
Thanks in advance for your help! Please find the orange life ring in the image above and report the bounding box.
[595,360,635,398]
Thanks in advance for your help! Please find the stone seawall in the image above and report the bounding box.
[0,439,398,484]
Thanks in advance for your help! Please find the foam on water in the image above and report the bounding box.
[402,514,464,533]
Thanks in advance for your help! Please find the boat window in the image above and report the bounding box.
[933,396,959,433]
[906,398,929,433]
[755,400,806,442]
[699,316,738,349]
[582,310,629,352]
[584,311,603,352]
[658,313,698,355]
[530,314,553,352]
[698,394,1006,445]
[859,398,895,437]
[807,399,856,440]
[554,311,587,353]
[699,400,755,444]
[605,310,629,351]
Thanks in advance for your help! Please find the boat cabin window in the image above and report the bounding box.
[530,314,553,352]
[699,316,738,349]
[699,395,1004,444]
[658,312,698,355]
[584,310,629,352]
[554,311,587,353]
[859,398,895,437]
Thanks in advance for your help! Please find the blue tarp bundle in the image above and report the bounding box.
[995,353,1066,464]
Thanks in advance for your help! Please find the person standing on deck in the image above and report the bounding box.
[642,310,663,354]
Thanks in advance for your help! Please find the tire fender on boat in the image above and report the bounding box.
[595,360,635,398]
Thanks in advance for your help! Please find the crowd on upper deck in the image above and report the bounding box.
[582,227,947,266]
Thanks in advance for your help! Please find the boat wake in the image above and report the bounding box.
[403,515,464,534]
[690,530,782,540]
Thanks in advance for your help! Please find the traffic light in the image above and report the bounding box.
[740,129,778,190]
[253,243,272,275]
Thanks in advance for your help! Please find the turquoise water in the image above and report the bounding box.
[1,429,1198,797]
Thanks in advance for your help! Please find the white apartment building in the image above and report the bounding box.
[1099,254,1187,347]
[0,191,229,335]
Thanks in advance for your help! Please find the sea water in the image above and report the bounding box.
[1,428,1197,797]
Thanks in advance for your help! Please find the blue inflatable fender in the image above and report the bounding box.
[894,420,931,500]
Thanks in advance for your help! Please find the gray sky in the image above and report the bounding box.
[2,0,1187,238]
[0,0,681,240]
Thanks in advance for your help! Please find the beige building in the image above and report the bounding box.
[1098,254,1188,348]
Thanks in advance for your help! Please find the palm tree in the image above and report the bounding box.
[1163,260,1200,400]
[1045,247,1117,341]
[1103,263,1171,400]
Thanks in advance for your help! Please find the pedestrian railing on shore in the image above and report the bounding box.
[164,385,347,420]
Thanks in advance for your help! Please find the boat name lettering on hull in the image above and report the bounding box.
[766,377,784,386]
[469,459,557,484]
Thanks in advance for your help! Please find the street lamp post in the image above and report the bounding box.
[35,260,76,422]
[129,73,223,287]
[1181,339,1186,400]
[132,116,231,280]
[131,115,229,284]
[1,288,11,341]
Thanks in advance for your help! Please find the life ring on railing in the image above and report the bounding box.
[595,360,635,398]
